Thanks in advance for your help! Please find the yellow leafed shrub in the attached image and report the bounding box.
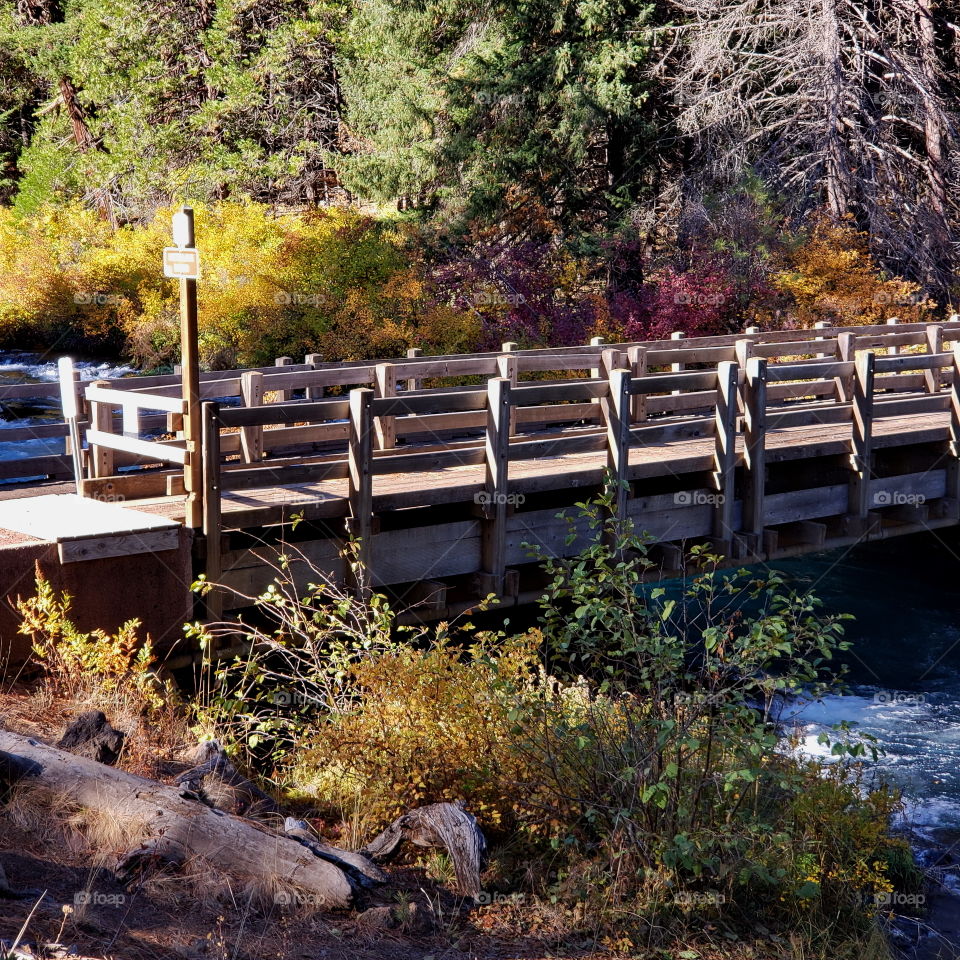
[770,215,934,326]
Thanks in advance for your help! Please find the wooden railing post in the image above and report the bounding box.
[497,353,519,435]
[948,344,960,504]
[201,400,223,620]
[670,331,685,394]
[628,346,647,423]
[239,371,264,462]
[887,317,900,355]
[742,357,767,538]
[589,337,605,403]
[735,338,754,411]
[305,353,323,400]
[604,366,632,525]
[89,380,114,479]
[848,350,875,521]
[347,387,374,590]
[374,363,397,449]
[925,324,944,393]
[835,331,856,402]
[480,376,512,596]
[274,356,293,401]
[712,361,738,547]
[405,347,423,392]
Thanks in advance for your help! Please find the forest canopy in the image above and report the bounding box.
[0,0,956,358]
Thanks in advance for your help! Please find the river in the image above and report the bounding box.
[0,351,136,469]
[774,531,960,957]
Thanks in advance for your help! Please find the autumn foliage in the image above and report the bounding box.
[0,201,939,369]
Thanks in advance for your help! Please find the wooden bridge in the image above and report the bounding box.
[2,318,960,645]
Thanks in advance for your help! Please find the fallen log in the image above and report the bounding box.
[0,728,355,908]
[175,741,279,819]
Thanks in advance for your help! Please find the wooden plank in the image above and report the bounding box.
[85,384,185,414]
[927,325,944,394]
[240,371,264,463]
[374,363,397,450]
[767,404,852,430]
[201,401,223,618]
[712,361,738,543]
[405,347,423,392]
[481,377,511,595]
[273,356,293,402]
[86,429,188,465]
[766,359,852,382]
[604,367,631,522]
[218,398,350,428]
[874,352,951,373]
[512,380,608,405]
[742,356,767,535]
[304,353,324,400]
[508,432,607,461]
[848,351,875,520]
[58,528,179,563]
[835,332,856,402]
[347,387,374,584]
[628,346,647,422]
[371,390,487,417]
[371,447,486,475]
[89,381,115,478]
[630,370,719,394]
[949,344,960,502]
[764,485,848,524]
[220,458,351,491]
[498,353,519,436]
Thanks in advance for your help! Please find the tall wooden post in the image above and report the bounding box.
[742,357,768,537]
[712,361,739,546]
[480,377,512,596]
[177,208,203,529]
[849,350,875,521]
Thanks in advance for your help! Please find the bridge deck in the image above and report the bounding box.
[130,409,951,528]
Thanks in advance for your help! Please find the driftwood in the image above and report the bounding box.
[362,802,486,898]
[284,818,387,889]
[0,728,357,907]
[174,741,279,818]
[56,711,125,765]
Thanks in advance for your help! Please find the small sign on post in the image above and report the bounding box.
[163,247,201,280]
